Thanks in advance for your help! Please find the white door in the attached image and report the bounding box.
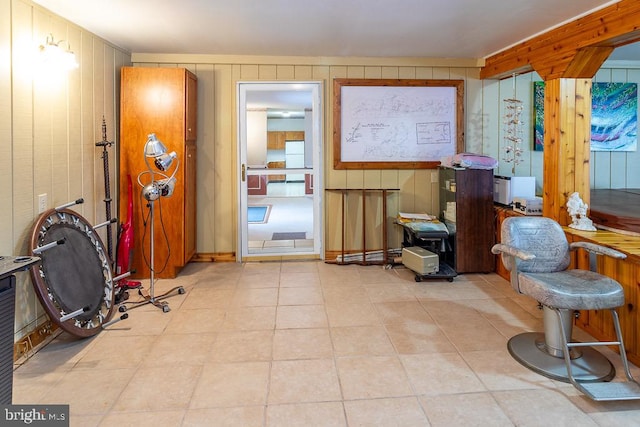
[237,82,323,261]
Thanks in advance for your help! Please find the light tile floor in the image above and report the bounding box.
[12,261,640,426]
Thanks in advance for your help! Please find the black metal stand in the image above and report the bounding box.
[119,200,185,313]
[96,117,115,263]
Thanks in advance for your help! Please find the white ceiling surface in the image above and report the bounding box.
[32,0,635,60]
[247,89,314,112]
[31,0,639,112]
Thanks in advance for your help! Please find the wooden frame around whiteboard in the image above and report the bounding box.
[333,78,464,169]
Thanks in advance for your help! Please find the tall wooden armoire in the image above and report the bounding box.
[119,67,197,279]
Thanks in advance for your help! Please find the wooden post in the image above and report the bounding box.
[542,78,592,225]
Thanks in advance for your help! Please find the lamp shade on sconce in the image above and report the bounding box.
[39,34,78,71]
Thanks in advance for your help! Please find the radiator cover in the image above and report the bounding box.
[0,275,15,404]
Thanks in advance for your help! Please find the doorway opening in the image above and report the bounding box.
[237,82,323,261]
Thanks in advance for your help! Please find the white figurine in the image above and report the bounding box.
[566,192,597,231]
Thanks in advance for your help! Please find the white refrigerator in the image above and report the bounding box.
[285,140,305,182]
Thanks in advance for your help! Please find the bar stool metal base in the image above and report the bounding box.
[508,332,616,383]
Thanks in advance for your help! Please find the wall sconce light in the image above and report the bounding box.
[39,34,79,71]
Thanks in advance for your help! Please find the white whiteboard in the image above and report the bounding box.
[340,85,457,163]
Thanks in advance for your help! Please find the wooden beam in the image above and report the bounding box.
[563,46,615,78]
[481,0,640,80]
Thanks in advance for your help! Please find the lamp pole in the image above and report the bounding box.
[127,133,185,313]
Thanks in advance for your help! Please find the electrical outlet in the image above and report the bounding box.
[38,193,47,213]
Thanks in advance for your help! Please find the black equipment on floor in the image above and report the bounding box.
[1,255,40,404]
[29,200,128,338]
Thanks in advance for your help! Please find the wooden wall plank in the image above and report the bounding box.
[195,64,215,253]
[215,63,236,252]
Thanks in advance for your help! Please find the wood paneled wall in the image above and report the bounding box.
[3,0,130,343]
[132,57,486,258]
[131,54,640,261]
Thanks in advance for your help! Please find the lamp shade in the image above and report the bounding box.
[39,34,79,71]
[154,151,177,171]
[144,133,168,157]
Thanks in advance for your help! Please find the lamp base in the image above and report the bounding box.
[121,285,186,313]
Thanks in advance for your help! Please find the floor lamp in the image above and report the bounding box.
[134,133,185,312]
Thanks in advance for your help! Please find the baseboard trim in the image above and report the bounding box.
[191,252,236,263]
[243,254,321,262]
[13,320,58,363]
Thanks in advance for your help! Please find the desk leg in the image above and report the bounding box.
[340,191,346,265]
[362,189,366,265]
[382,189,388,264]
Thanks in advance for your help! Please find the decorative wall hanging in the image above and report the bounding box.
[533,81,637,152]
[502,74,524,173]
[533,81,545,152]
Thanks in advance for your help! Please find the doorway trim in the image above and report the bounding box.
[236,81,323,262]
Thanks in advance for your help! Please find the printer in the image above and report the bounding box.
[493,175,536,206]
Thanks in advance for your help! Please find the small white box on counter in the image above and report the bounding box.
[494,175,536,206]
[513,196,543,215]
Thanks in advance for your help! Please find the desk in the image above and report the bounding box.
[396,221,457,281]
[326,189,398,265]
[398,221,449,253]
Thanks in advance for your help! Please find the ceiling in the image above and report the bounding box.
[246,85,314,116]
[31,0,638,60]
[30,0,639,114]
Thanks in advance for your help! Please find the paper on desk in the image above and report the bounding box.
[406,221,448,233]
[398,212,436,221]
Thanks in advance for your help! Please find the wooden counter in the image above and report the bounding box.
[590,189,640,235]
[495,206,640,367]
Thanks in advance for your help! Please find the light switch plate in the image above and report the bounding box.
[38,193,47,213]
